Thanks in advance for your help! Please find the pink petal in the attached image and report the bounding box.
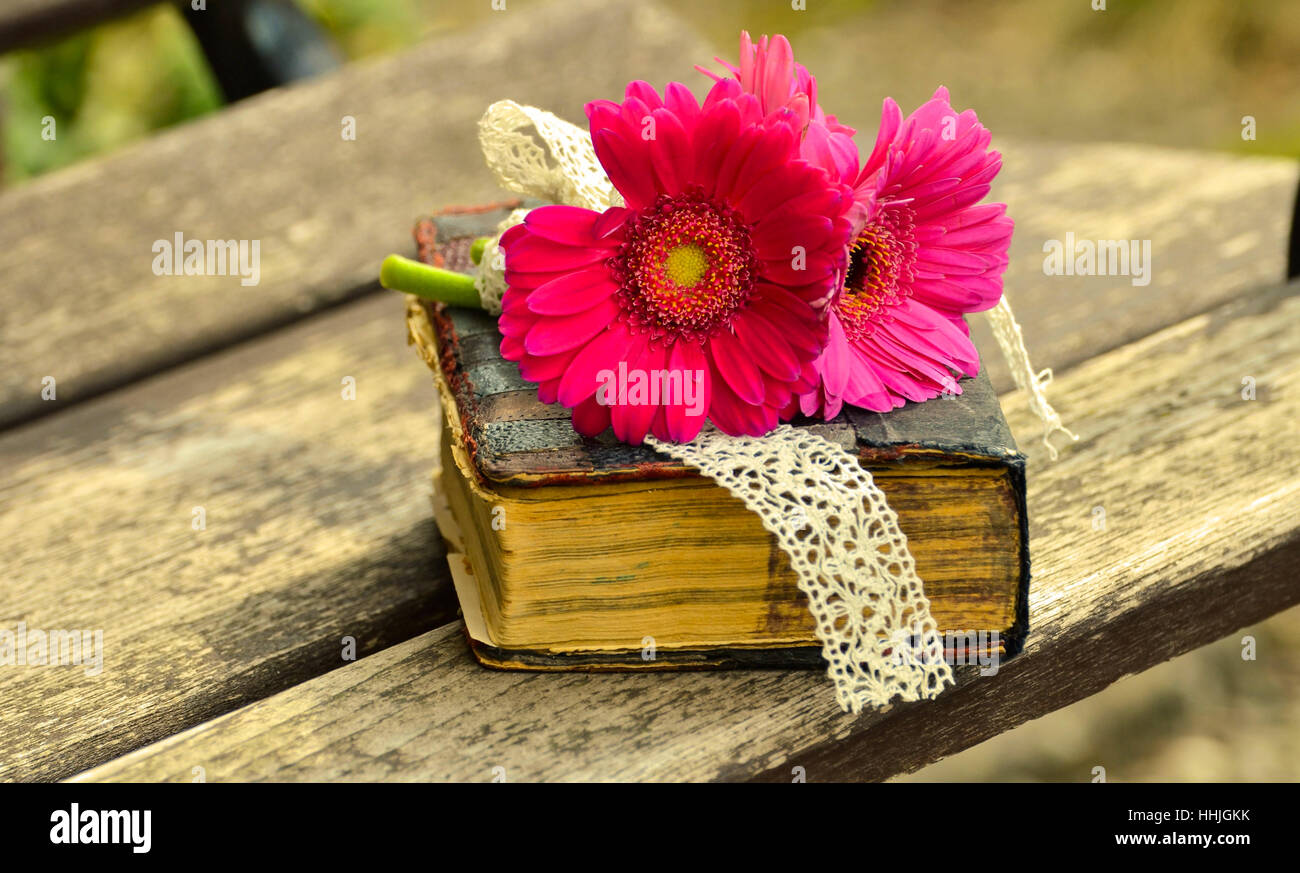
[690,98,742,198]
[663,339,709,442]
[663,81,700,128]
[537,376,562,405]
[500,333,525,361]
[761,34,795,112]
[737,31,755,91]
[858,98,903,184]
[874,329,965,386]
[519,348,578,383]
[557,322,638,407]
[649,107,692,196]
[523,295,619,357]
[734,161,832,227]
[592,206,633,240]
[506,233,611,272]
[760,248,835,285]
[750,212,834,253]
[798,385,822,417]
[610,341,664,445]
[705,367,747,434]
[843,348,892,411]
[800,120,836,178]
[709,328,765,406]
[499,223,528,249]
[701,76,744,113]
[624,80,664,110]
[889,314,977,373]
[712,126,762,207]
[591,128,657,210]
[503,267,571,289]
[572,393,611,437]
[933,218,1013,248]
[733,309,800,382]
[913,245,994,275]
[497,305,537,340]
[910,277,997,311]
[526,267,618,316]
[726,121,798,206]
[859,343,932,402]
[943,202,1007,231]
[821,388,843,420]
[821,310,852,397]
[523,205,613,247]
[740,171,843,223]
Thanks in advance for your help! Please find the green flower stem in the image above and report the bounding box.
[469,236,490,265]
[380,254,481,308]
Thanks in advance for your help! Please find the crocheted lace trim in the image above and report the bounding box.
[647,426,954,711]
[479,99,622,212]
[985,296,1079,459]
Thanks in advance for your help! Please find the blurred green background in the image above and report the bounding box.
[4,0,1300,185]
[4,0,1297,781]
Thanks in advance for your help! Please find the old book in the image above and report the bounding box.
[406,209,1029,671]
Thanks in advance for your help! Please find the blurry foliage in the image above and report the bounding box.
[298,0,422,57]
[3,0,1300,184]
[3,5,221,183]
[1,0,422,185]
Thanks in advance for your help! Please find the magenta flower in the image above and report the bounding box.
[799,87,1013,417]
[699,32,863,228]
[705,33,1012,418]
[497,78,854,444]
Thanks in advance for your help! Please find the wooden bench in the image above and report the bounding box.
[2,0,1297,782]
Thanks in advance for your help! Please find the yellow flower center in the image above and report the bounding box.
[613,192,757,342]
[664,244,709,289]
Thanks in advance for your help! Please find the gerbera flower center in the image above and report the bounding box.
[836,204,917,341]
[611,190,757,342]
[664,244,709,287]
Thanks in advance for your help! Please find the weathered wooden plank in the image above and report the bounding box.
[71,280,1300,782]
[0,294,460,782]
[971,139,1297,392]
[0,0,713,429]
[0,0,154,53]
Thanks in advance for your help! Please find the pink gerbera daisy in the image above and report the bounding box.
[799,87,1013,417]
[706,34,1012,419]
[699,32,864,229]
[497,77,855,444]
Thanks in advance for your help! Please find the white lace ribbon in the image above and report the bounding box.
[984,297,1078,459]
[473,99,1061,712]
[647,426,953,712]
[479,100,622,212]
